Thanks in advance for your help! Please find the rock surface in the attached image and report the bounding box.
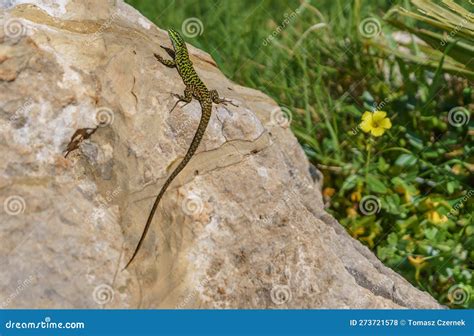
[0,0,441,308]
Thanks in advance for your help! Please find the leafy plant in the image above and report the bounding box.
[380,0,474,79]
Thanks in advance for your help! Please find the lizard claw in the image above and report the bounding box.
[220,99,238,107]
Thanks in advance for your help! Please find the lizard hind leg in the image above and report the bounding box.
[170,86,193,113]
[209,89,237,107]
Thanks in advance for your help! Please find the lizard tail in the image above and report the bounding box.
[124,108,211,269]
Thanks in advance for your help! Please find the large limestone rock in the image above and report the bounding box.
[0,0,441,308]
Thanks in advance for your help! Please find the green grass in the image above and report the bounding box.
[125,0,473,308]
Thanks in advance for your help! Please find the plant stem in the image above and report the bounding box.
[365,140,372,183]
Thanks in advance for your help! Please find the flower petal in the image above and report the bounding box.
[373,111,387,122]
[371,127,385,137]
[359,121,372,133]
[361,111,372,121]
[379,117,392,129]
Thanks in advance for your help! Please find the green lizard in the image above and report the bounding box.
[125,28,234,269]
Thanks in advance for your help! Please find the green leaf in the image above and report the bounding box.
[395,153,418,167]
[377,157,389,173]
[382,194,402,215]
[367,174,388,193]
[340,174,359,192]
[436,244,452,252]
[406,133,424,150]
[425,227,438,240]
[466,226,474,236]
[447,182,454,194]
[423,151,440,159]
[387,232,398,246]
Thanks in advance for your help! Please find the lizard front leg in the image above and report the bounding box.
[154,53,176,68]
[209,89,237,107]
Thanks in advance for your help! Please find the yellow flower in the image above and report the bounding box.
[351,226,365,237]
[408,255,426,266]
[346,207,358,218]
[359,111,392,137]
[394,185,416,203]
[350,190,362,202]
[323,187,336,198]
[408,255,427,281]
[451,164,462,175]
[360,231,377,248]
[427,210,448,224]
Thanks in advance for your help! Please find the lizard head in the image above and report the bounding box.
[167,28,185,50]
